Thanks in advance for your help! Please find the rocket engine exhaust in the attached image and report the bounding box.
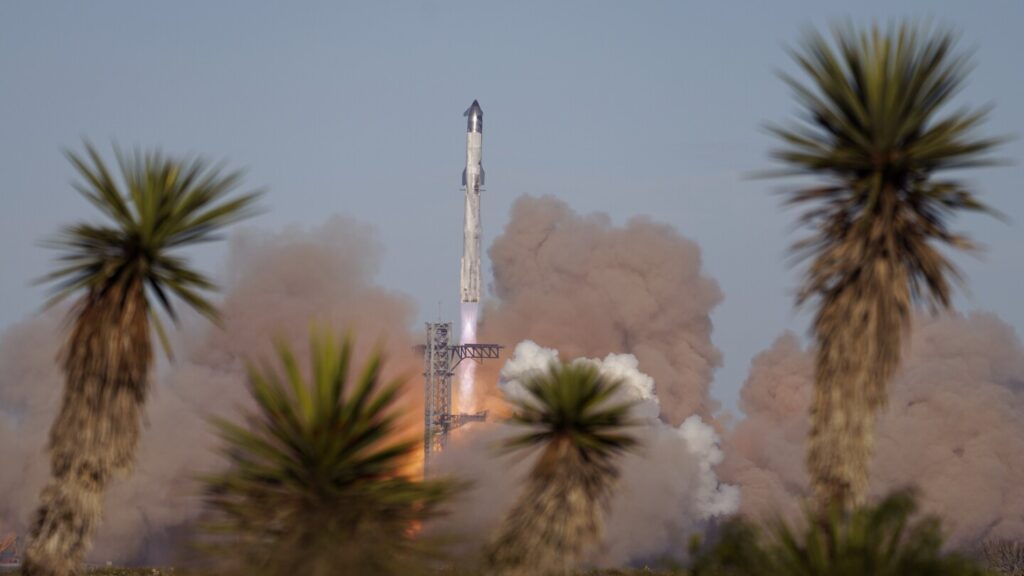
[458,302,479,412]
[458,100,484,411]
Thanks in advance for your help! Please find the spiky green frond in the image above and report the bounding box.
[41,142,262,341]
[770,23,1004,311]
[503,361,639,464]
[202,329,457,575]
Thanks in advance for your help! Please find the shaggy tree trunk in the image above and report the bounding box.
[486,440,615,576]
[23,280,151,576]
[806,234,910,513]
[806,372,874,511]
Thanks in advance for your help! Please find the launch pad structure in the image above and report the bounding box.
[421,322,501,472]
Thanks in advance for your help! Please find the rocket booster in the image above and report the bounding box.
[461,100,483,303]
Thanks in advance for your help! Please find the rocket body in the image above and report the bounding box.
[461,100,484,303]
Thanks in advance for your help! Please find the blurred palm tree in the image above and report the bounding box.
[23,144,260,576]
[690,489,987,576]
[769,23,1004,511]
[202,329,458,576]
[485,361,639,576]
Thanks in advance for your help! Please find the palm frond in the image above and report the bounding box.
[502,361,639,463]
[202,328,458,575]
[40,142,262,353]
[770,24,1004,312]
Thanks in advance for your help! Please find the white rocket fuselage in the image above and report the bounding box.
[461,101,483,303]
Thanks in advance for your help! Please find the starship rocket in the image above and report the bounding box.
[460,100,484,303]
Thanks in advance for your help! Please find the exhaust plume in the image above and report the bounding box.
[458,301,480,412]
[432,341,739,567]
[478,195,724,423]
[0,216,420,564]
[720,312,1024,545]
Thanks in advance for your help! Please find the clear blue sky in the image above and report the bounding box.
[2,1,1022,412]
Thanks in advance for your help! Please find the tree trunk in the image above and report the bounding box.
[23,281,151,576]
[486,441,611,576]
[806,247,908,513]
[806,371,874,512]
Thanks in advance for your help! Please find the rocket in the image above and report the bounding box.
[461,100,484,303]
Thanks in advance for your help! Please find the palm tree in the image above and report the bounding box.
[485,361,639,576]
[769,23,1004,512]
[23,144,261,576]
[201,329,457,576]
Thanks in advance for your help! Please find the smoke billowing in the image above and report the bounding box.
[431,341,738,567]
[0,216,420,563]
[2,195,1024,564]
[480,195,724,423]
[0,195,735,564]
[0,315,63,549]
[721,312,1024,545]
[433,195,740,565]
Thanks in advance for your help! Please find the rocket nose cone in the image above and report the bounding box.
[465,100,483,132]
[466,100,481,133]
[464,100,482,116]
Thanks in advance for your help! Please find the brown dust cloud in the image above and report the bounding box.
[1,196,1023,563]
[720,312,1024,546]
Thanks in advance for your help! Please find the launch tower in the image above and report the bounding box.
[421,322,501,472]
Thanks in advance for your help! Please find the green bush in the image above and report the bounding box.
[200,329,460,576]
[690,490,987,576]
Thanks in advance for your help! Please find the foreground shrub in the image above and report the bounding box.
[485,361,639,576]
[200,329,459,576]
[690,490,986,576]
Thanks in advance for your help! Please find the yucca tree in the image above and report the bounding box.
[769,23,1004,512]
[202,329,457,576]
[485,361,639,576]
[23,144,260,576]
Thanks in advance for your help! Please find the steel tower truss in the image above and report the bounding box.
[422,322,501,472]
